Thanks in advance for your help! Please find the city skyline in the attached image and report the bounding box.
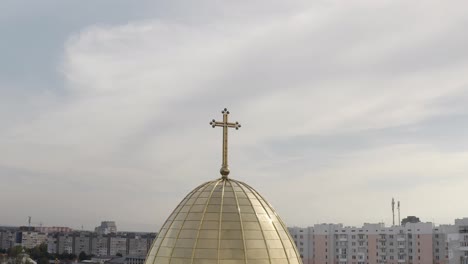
[2,1,468,232]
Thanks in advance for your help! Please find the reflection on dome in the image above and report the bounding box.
[145,178,301,264]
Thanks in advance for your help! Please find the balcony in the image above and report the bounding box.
[397,237,406,242]
[339,237,348,241]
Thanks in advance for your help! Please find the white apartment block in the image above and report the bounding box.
[91,236,109,256]
[74,232,91,255]
[109,237,127,256]
[128,237,148,256]
[18,231,48,249]
[57,234,73,254]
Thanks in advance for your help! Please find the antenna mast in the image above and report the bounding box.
[398,201,401,226]
[392,198,395,226]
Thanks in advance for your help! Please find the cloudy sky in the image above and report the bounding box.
[1,0,468,232]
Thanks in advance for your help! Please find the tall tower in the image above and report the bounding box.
[398,201,401,226]
[392,198,395,226]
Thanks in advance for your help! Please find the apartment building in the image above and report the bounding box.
[16,231,48,249]
[109,236,127,256]
[291,222,437,264]
[74,232,92,255]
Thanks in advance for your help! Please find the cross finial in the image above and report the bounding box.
[209,108,241,179]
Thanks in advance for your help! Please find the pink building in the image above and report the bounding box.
[35,226,73,233]
[290,222,437,264]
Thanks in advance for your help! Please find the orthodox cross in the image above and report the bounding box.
[210,108,241,178]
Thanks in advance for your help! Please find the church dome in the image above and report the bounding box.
[145,177,302,264]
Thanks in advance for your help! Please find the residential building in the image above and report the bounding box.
[74,232,92,255]
[95,222,117,235]
[109,236,127,256]
[57,233,73,254]
[16,231,48,249]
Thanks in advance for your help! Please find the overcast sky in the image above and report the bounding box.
[1,0,468,232]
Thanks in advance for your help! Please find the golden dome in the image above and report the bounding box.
[145,177,302,264]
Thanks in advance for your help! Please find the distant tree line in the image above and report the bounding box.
[1,244,95,264]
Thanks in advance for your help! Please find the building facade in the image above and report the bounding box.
[289,220,468,264]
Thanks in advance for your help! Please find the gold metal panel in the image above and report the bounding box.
[182,220,200,229]
[252,206,266,214]
[219,260,246,264]
[178,230,198,239]
[194,197,208,204]
[263,231,280,240]
[171,221,184,229]
[189,205,205,213]
[246,249,269,259]
[193,248,218,259]
[174,238,195,248]
[198,192,211,198]
[237,198,250,205]
[273,221,285,230]
[223,191,235,198]
[221,221,241,230]
[192,259,217,264]
[288,258,300,264]
[249,200,261,206]
[243,230,263,239]
[223,205,239,213]
[245,240,266,249]
[257,214,271,222]
[161,238,176,247]
[270,259,289,264]
[203,212,219,221]
[195,239,218,249]
[186,213,203,221]
[201,221,219,230]
[266,239,283,249]
[268,249,287,259]
[239,206,254,213]
[243,222,261,230]
[169,257,191,264]
[281,240,293,249]
[186,197,196,205]
[198,230,218,239]
[220,230,242,240]
[220,240,244,249]
[285,248,297,258]
[234,191,247,197]
[179,205,191,212]
[210,192,222,198]
[165,229,180,238]
[156,247,173,257]
[223,198,237,205]
[241,213,257,222]
[259,221,276,231]
[154,257,170,264]
[206,205,221,212]
[174,213,187,221]
[247,260,270,264]
[222,212,240,221]
[219,249,244,259]
[171,247,193,258]
[277,230,289,240]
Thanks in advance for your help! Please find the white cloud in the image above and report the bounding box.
[2,0,468,230]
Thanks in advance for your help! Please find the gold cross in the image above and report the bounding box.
[210,108,241,178]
